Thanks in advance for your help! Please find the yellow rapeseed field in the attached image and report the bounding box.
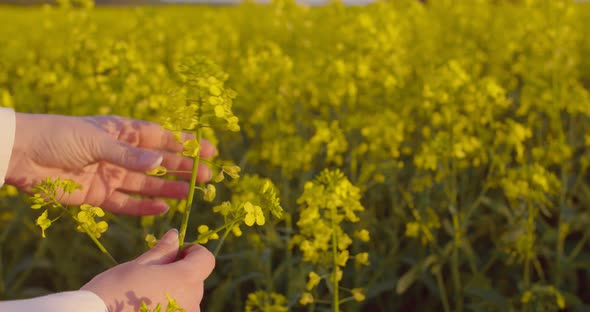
[1,0,590,311]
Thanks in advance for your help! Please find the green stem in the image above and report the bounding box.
[568,230,590,261]
[179,127,203,248]
[338,297,356,305]
[213,226,233,257]
[282,179,294,299]
[0,200,26,295]
[434,267,452,312]
[9,235,48,295]
[524,255,531,289]
[523,255,531,312]
[82,224,118,266]
[331,207,340,312]
[451,244,463,312]
[350,151,358,184]
[555,223,564,287]
[48,197,117,265]
[448,141,463,312]
[187,220,237,246]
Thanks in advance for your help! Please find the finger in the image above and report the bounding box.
[161,152,212,182]
[167,135,216,159]
[173,245,216,279]
[118,172,189,199]
[159,133,216,159]
[101,191,169,216]
[135,229,179,265]
[120,118,217,157]
[96,137,163,172]
[199,139,216,159]
[116,118,184,152]
[160,151,192,178]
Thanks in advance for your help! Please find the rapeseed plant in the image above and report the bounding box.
[2,0,590,310]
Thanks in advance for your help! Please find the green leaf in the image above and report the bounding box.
[464,287,509,310]
[396,266,417,294]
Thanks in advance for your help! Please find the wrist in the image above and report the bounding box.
[6,112,34,187]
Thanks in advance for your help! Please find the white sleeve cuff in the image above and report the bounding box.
[0,290,108,312]
[0,107,15,187]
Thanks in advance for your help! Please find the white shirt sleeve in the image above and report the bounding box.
[0,108,108,312]
[0,290,108,312]
[0,107,15,187]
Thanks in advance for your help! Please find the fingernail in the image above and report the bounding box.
[162,229,179,241]
[205,168,212,181]
[139,153,163,169]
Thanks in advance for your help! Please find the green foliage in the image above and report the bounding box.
[0,0,590,311]
[140,293,186,312]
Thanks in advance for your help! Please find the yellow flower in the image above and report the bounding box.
[145,234,158,248]
[214,105,225,118]
[299,292,314,305]
[78,221,108,239]
[76,204,108,238]
[77,204,105,224]
[212,170,225,183]
[213,201,232,216]
[36,210,52,238]
[222,165,241,179]
[337,250,349,267]
[164,293,184,311]
[337,234,352,251]
[373,173,385,183]
[245,291,288,312]
[299,240,320,263]
[405,222,420,238]
[31,194,46,210]
[231,224,243,237]
[182,139,200,157]
[146,166,167,176]
[197,225,219,244]
[1,185,18,197]
[244,202,265,226]
[202,184,216,202]
[351,288,366,302]
[209,85,222,96]
[521,290,533,304]
[226,116,240,132]
[332,268,343,282]
[354,229,370,242]
[355,252,370,266]
[556,291,565,309]
[306,271,321,290]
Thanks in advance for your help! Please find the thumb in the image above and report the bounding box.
[135,229,179,265]
[96,137,163,172]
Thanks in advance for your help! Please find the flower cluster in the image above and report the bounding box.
[29,178,114,263]
[196,175,284,246]
[244,291,288,312]
[30,178,83,238]
[140,293,185,312]
[160,56,240,135]
[75,204,108,239]
[291,169,369,307]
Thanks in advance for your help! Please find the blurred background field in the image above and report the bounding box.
[0,0,376,6]
[1,0,590,311]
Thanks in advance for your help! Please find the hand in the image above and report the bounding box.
[82,229,215,312]
[6,113,215,215]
